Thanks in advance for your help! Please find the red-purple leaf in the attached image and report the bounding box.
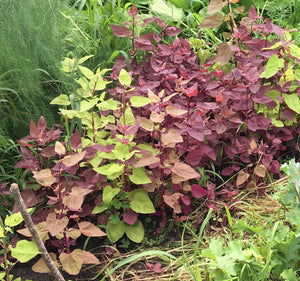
[70,129,82,150]
[37,116,47,131]
[110,25,132,37]
[164,26,182,36]
[181,195,191,206]
[123,209,138,225]
[191,184,207,199]
[146,262,164,273]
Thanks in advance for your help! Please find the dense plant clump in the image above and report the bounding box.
[1,0,300,279]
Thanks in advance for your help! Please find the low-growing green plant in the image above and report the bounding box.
[0,209,36,281]
[198,159,300,281]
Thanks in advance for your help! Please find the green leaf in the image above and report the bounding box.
[125,220,144,243]
[280,269,298,281]
[10,240,40,262]
[119,69,131,87]
[92,205,108,214]
[113,142,130,160]
[215,256,237,276]
[283,93,300,114]
[150,0,184,21]
[4,209,33,227]
[0,226,5,237]
[280,68,294,83]
[93,163,124,180]
[78,65,94,80]
[61,57,76,73]
[271,118,284,127]
[78,55,94,64]
[262,41,282,50]
[266,90,280,103]
[89,73,111,91]
[80,97,99,112]
[50,94,71,106]
[97,99,120,110]
[260,55,284,79]
[129,189,155,214]
[289,44,300,60]
[130,96,151,107]
[295,69,300,81]
[208,236,225,257]
[169,0,188,9]
[129,167,152,185]
[120,107,136,126]
[103,186,120,205]
[106,221,126,243]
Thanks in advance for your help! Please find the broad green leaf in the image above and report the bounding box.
[88,151,103,168]
[150,0,184,21]
[209,236,225,257]
[92,205,108,214]
[103,186,120,205]
[50,94,70,106]
[97,99,120,110]
[294,69,300,82]
[119,69,131,87]
[61,57,76,72]
[130,96,151,107]
[78,65,94,80]
[78,55,94,64]
[80,98,99,112]
[89,73,111,91]
[125,220,144,243]
[10,240,40,262]
[129,167,152,185]
[280,269,298,281]
[266,90,280,103]
[280,68,294,83]
[59,109,83,119]
[284,31,292,42]
[5,209,32,227]
[260,55,284,79]
[0,226,5,237]
[93,163,124,176]
[129,189,155,214]
[271,118,284,127]
[113,142,130,160]
[283,93,300,114]
[215,256,237,276]
[120,107,135,126]
[169,0,188,9]
[290,44,300,60]
[106,221,126,243]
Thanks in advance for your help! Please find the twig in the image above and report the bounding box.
[10,183,65,281]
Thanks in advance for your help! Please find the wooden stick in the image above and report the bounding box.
[10,183,65,281]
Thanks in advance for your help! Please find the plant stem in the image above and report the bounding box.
[10,183,66,281]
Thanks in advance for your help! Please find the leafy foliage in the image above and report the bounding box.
[4,1,300,278]
[0,0,72,140]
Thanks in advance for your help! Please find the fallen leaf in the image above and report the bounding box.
[236,170,250,186]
